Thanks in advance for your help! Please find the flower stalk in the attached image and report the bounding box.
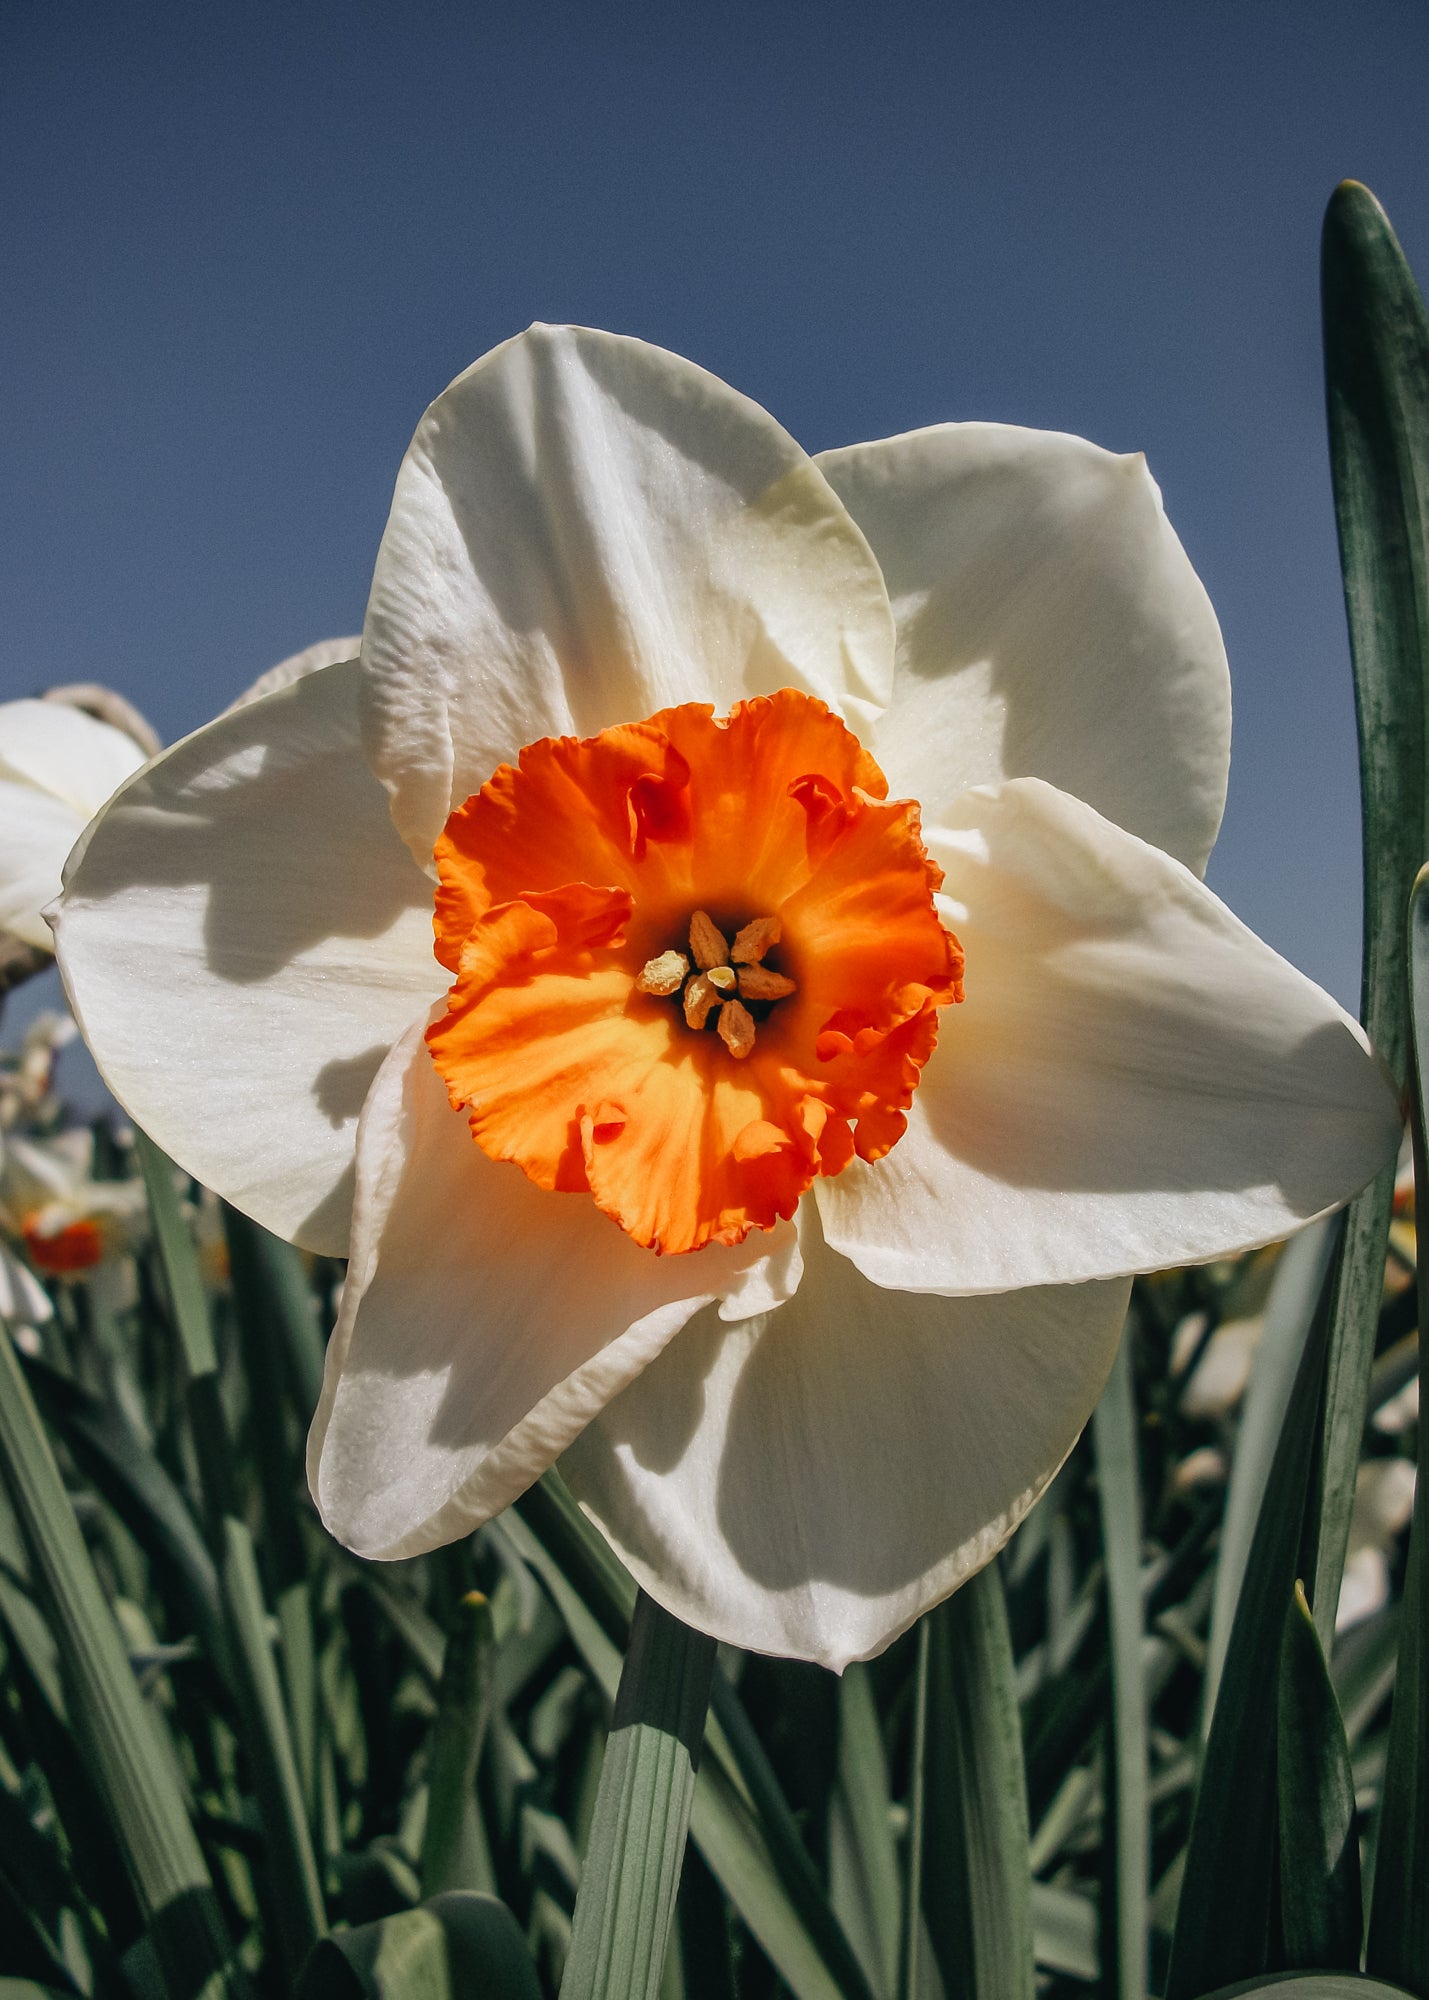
[560,1590,716,2000]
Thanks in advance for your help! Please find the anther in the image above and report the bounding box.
[689,910,729,970]
[717,998,757,1059]
[683,973,721,1030]
[731,916,781,963]
[636,949,689,996]
[737,964,796,1001]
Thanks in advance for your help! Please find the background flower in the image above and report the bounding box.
[0,697,152,952]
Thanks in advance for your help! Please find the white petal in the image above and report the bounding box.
[816,779,1403,1294]
[0,779,86,947]
[561,1211,1129,1670]
[53,660,442,1254]
[226,637,362,713]
[361,324,895,863]
[0,1240,53,1325]
[309,1019,803,1559]
[0,699,149,819]
[816,425,1230,874]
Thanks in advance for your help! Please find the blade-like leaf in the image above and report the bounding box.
[560,1590,715,2000]
[17,1351,229,1685]
[137,1130,326,1980]
[1311,177,1429,1643]
[829,1663,900,1999]
[1206,1221,1334,1732]
[294,1890,541,2000]
[922,1561,1034,2000]
[505,1490,874,2000]
[1366,864,1429,1993]
[222,1204,324,1818]
[420,1592,496,1898]
[1092,1329,1148,2000]
[898,1620,931,2000]
[0,1326,240,2000]
[1166,1218,1344,2000]
[1278,1580,1362,1969]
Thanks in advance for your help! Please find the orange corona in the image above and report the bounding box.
[427,691,964,1255]
[23,1213,105,1275]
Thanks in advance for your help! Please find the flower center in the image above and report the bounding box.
[22,1210,104,1275]
[426,690,964,1255]
[635,910,797,1059]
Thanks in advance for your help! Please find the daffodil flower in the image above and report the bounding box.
[55,327,1401,1668]
[0,698,151,951]
[0,1128,145,1280]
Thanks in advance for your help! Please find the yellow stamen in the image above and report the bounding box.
[731,916,781,964]
[683,973,721,1030]
[717,998,756,1059]
[736,964,797,1001]
[636,949,689,995]
[689,909,729,970]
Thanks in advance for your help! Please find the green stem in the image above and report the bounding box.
[897,1619,930,2000]
[561,1591,716,2000]
[419,1591,496,1897]
[1092,1332,1149,2000]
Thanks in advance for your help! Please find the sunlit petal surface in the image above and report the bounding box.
[55,661,443,1252]
[817,424,1230,872]
[361,324,896,864]
[561,1206,1129,1669]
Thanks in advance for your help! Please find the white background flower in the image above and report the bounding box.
[0,700,150,950]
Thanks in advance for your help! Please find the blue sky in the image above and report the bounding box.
[3,0,1428,1073]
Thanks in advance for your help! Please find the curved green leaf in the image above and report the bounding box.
[294,1891,541,2000]
[1366,865,1429,1993]
[1311,177,1429,1641]
[0,1327,241,2000]
[1277,1581,1362,1969]
[561,1591,715,2000]
[922,1561,1034,2000]
[1166,1220,1344,2000]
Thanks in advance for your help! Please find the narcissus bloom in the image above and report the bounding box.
[55,327,1401,1669]
[0,699,150,951]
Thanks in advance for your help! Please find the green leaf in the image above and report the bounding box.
[1030,1882,1099,1984]
[921,1561,1034,2000]
[504,1492,873,2000]
[828,1663,900,1998]
[1205,1221,1334,1732]
[222,1204,324,1816]
[1277,1580,1362,1969]
[294,1891,541,2000]
[419,1592,496,1898]
[0,1326,241,2000]
[1092,1329,1148,2000]
[560,1591,715,2000]
[17,1352,230,1686]
[135,1130,219,1382]
[1366,864,1429,1994]
[898,1619,931,2000]
[1165,1218,1344,2000]
[137,1130,326,1981]
[221,1203,326,1418]
[1310,177,1429,1643]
